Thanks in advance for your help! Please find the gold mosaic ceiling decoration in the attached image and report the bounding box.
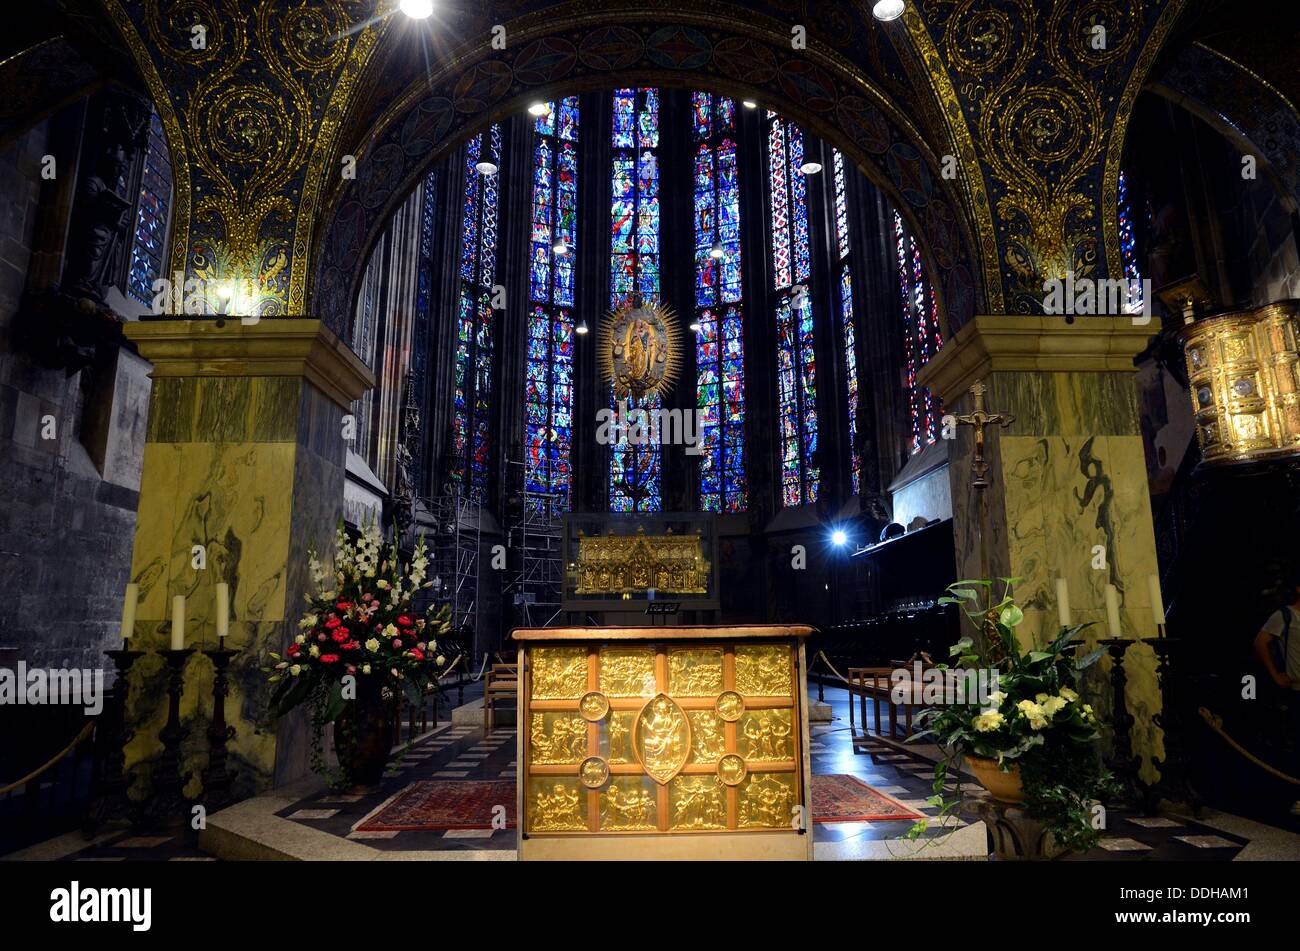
[102,0,390,315]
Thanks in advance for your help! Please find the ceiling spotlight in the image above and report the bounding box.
[575,319,589,335]
[399,0,434,19]
[831,529,848,547]
[689,318,702,332]
[709,239,725,259]
[872,0,905,21]
[552,238,569,255]
[741,100,758,110]
[527,102,551,117]
[799,161,823,175]
[474,160,498,176]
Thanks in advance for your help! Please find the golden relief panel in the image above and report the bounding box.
[574,528,709,596]
[670,776,726,831]
[579,756,610,790]
[601,710,637,765]
[718,753,747,787]
[738,774,796,829]
[579,691,610,721]
[599,647,656,697]
[531,646,588,699]
[668,648,724,696]
[530,713,588,765]
[739,709,795,761]
[686,710,726,764]
[715,690,744,721]
[529,778,586,832]
[599,777,658,831]
[634,694,691,784]
[734,645,791,697]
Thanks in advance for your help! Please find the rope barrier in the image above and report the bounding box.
[1199,707,1300,785]
[468,652,490,683]
[812,650,857,687]
[0,721,95,796]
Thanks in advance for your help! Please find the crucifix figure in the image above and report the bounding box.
[954,380,1015,490]
[953,380,1015,603]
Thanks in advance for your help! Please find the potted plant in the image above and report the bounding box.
[265,520,451,789]
[908,578,1115,857]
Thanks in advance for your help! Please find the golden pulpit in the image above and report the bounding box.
[513,625,814,860]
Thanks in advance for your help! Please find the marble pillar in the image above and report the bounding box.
[119,319,373,803]
[919,316,1164,782]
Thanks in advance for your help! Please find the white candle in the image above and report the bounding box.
[171,595,186,650]
[215,582,230,639]
[1104,583,1122,637]
[120,583,138,640]
[1055,577,1071,628]
[1147,573,1165,632]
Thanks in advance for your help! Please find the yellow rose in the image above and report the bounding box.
[974,711,1005,732]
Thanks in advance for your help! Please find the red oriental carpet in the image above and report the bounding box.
[811,774,924,823]
[355,781,517,832]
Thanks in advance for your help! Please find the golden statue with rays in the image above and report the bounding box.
[599,300,682,399]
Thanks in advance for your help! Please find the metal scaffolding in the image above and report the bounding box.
[503,459,564,628]
[419,490,482,654]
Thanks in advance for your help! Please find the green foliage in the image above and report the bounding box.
[907,578,1114,853]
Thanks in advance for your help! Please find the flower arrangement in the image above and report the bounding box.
[908,579,1115,853]
[265,520,452,783]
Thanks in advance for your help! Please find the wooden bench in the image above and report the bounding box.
[484,662,519,734]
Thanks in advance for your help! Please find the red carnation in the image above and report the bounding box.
[341,640,360,651]
[335,601,353,611]
[331,629,350,643]
[409,647,425,661]
[287,643,301,657]
[320,654,340,664]
[324,616,342,629]
[396,615,413,628]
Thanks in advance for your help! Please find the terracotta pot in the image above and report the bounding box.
[333,682,394,789]
[965,755,1026,803]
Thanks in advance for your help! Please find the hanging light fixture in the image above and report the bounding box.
[527,102,551,117]
[872,0,905,21]
[552,238,569,255]
[575,319,589,335]
[710,239,724,259]
[741,100,758,110]
[799,160,823,175]
[689,318,702,332]
[474,159,498,176]
[399,0,434,19]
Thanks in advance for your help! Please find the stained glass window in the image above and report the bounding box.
[893,210,944,454]
[526,98,579,506]
[768,114,818,506]
[450,124,502,500]
[1118,169,1144,315]
[126,109,172,304]
[832,150,861,494]
[609,88,662,513]
[692,92,746,513]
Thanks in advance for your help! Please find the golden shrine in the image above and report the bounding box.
[573,527,709,595]
[512,625,814,861]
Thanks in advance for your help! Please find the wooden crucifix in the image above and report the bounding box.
[953,380,1014,587]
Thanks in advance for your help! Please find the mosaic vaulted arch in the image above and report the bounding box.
[310,9,986,338]
[907,0,1190,313]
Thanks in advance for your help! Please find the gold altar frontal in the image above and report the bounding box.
[512,625,815,861]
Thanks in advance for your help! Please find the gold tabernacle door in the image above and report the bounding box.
[513,625,814,861]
